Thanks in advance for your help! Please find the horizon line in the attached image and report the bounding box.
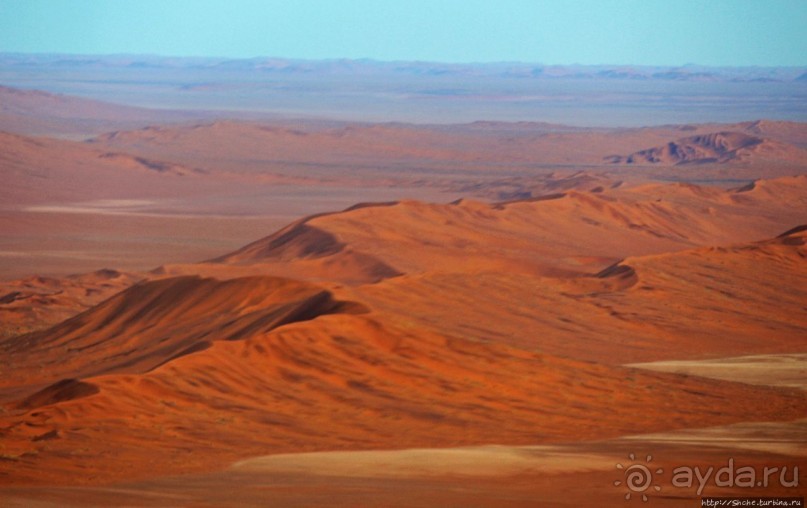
[2,51,806,70]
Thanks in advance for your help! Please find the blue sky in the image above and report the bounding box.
[1,0,805,66]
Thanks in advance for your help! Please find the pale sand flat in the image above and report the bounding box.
[630,353,807,391]
[230,445,615,477]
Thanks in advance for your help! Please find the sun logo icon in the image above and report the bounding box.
[614,453,663,502]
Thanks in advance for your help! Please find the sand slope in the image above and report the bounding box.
[0,269,143,339]
[3,109,805,280]
[1,286,804,485]
[1,176,806,487]
[190,175,807,279]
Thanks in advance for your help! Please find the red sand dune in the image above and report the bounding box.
[1,273,804,485]
[3,117,806,280]
[169,175,807,280]
[1,175,806,487]
[0,269,142,339]
[353,225,807,364]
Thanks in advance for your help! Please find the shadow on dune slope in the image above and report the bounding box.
[0,275,367,402]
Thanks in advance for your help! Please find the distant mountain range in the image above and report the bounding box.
[2,53,805,82]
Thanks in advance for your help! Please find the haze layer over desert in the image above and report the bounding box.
[1,8,807,505]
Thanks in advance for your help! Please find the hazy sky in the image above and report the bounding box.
[1,0,805,66]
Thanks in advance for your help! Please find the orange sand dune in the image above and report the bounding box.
[176,175,807,281]
[9,177,803,360]
[3,118,805,279]
[0,269,143,339]
[5,175,804,348]
[351,226,807,364]
[0,276,365,400]
[1,175,806,487]
[1,276,804,485]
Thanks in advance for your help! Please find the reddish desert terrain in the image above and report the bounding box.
[0,86,806,506]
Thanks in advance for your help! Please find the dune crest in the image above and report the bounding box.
[1,174,806,486]
[1,301,804,485]
[196,176,807,281]
[0,269,143,339]
[0,276,366,400]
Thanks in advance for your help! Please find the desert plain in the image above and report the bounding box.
[0,58,806,506]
